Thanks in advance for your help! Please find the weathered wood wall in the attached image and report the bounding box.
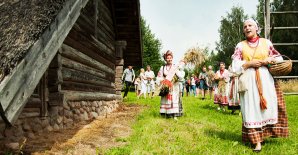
[61,0,116,95]
[20,0,119,117]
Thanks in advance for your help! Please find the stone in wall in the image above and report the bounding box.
[53,123,60,131]
[0,100,120,148]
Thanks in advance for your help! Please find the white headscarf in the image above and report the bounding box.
[244,19,261,35]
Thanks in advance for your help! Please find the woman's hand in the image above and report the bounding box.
[263,57,276,65]
[243,60,263,69]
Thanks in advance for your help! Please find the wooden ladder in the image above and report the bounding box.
[264,0,298,95]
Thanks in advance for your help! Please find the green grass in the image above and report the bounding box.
[106,93,298,155]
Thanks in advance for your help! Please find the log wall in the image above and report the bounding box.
[6,0,120,119]
[61,0,117,94]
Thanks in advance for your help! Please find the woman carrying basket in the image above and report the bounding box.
[231,19,288,152]
[156,50,184,120]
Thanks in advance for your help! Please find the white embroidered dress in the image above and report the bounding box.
[157,64,183,116]
[231,38,282,128]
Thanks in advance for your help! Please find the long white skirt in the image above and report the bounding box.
[160,82,182,116]
[140,80,147,94]
[240,66,278,128]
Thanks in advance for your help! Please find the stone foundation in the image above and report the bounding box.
[0,100,119,147]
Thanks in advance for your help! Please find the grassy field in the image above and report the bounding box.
[105,93,298,155]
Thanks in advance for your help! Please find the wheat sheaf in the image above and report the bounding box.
[183,47,206,67]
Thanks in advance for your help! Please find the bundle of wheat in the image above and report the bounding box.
[183,47,206,67]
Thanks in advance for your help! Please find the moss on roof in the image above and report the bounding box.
[0,0,66,81]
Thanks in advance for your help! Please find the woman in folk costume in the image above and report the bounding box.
[134,77,141,96]
[228,65,240,114]
[156,50,184,119]
[231,19,288,152]
[214,62,230,111]
[137,68,147,99]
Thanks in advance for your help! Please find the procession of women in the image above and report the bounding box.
[123,19,288,152]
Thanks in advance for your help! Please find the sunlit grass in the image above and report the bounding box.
[105,92,298,155]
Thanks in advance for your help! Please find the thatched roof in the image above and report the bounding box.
[0,0,66,80]
[0,0,143,81]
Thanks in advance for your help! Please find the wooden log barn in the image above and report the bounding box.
[0,0,142,146]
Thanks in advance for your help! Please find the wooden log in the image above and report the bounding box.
[69,15,116,53]
[30,93,40,99]
[94,0,99,39]
[40,72,48,117]
[48,52,63,92]
[81,0,96,18]
[60,44,115,75]
[48,68,61,85]
[0,0,89,124]
[64,36,115,69]
[48,85,62,93]
[61,67,114,88]
[48,92,64,106]
[99,1,114,30]
[61,81,115,94]
[62,90,122,101]
[19,108,40,118]
[97,0,115,39]
[74,14,115,50]
[99,17,115,39]
[26,97,42,108]
[110,0,118,39]
[61,56,108,79]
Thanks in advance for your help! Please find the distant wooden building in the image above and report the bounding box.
[0,0,142,144]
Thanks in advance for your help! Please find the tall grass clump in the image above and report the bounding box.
[278,79,298,93]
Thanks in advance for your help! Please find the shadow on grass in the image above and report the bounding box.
[200,104,216,110]
[204,128,242,143]
[201,104,241,116]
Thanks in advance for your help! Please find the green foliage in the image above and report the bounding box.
[106,92,298,154]
[215,6,248,66]
[141,17,164,74]
[256,0,265,37]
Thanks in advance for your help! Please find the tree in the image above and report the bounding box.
[215,6,248,66]
[141,17,164,74]
[257,0,298,75]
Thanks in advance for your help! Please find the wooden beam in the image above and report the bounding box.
[64,36,115,68]
[264,0,270,39]
[0,0,89,124]
[274,76,298,79]
[273,43,298,46]
[62,90,122,101]
[94,0,99,39]
[60,44,115,75]
[62,56,109,80]
[48,92,64,106]
[70,15,115,50]
[271,11,298,14]
[40,72,48,117]
[61,81,115,93]
[99,0,114,26]
[284,92,298,95]
[271,27,298,30]
[48,52,63,93]
[61,67,114,87]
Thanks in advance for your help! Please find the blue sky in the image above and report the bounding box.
[140,0,259,63]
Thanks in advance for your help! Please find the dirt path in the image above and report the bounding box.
[22,104,143,155]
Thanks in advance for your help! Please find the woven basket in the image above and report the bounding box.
[269,55,292,76]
